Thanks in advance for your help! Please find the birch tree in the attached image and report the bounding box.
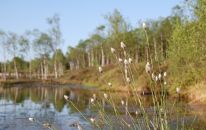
[0,30,8,80]
[47,14,62,78]
[7,32,19,79]
[34,33,52,80]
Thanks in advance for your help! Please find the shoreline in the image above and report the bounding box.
[0,78,205,106]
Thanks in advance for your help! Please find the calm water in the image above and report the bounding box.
[0,83,206,130]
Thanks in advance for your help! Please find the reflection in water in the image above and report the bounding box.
[0,85,206,129]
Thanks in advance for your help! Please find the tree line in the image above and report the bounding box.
[0,14,66,80]
[0,0,205,87]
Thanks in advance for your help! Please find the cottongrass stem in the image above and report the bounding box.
[77,124,83,130]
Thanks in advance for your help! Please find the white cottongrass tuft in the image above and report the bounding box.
[121,100,125,105]
[118,58,123,63]
[108,82,112,87]
[104,93,108,99]
[135,111,139,115]
[64,95,69,101]
[163,72,167,77]
[160,108,163,112]
[126,77,131,83]
[120,41,126,48]
[164,81,167,85]
[98,66,103,73]
[90,98,95,103]
[155,76,158,82]
[145,62,152,73]
[152,73,155,81]
[90,117,95,123]
[124,59,129,65]
[142,22,147,29]
[176,87,180,94]
[128,58,132,64]
[158,73,162,79]
[111,47,115,53]
[28,117,35,122]
[93,93,96,100]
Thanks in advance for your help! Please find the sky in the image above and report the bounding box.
[0,0,183,61]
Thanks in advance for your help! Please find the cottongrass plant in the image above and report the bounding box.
[63,22,185,130]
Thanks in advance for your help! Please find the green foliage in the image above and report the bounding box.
[195,0,206,21]
[34,33,52,56]
[169,5,206,88]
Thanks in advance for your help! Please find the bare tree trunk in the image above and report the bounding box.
[14,58,19,79]
[153,38,158,61]
[106,56,110,65]
[135,46,139,64]
[58,63,63,76]
[161,33,164,60]
[82,53,86,68]
[43,56,48,80]
[41,62,44,80]
[135,51,139,64]
[69,62,74,70]
[46,62,48,79]
[91,49,94,67]
[54,53,58,79]
[60,63,63,76]
[3,47,7,80]
[29,62,32,80]
[38,69,40,79]
[101,45,105,66]
[88,52,91,67]
[144,30,150,62]
[3,62,7,80]
[76,60,80,69]
[145,46,148,61]
[44,58,46,80]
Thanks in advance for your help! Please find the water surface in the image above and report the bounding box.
[0,83,205,130]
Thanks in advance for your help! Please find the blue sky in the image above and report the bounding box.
[0,0,183,61]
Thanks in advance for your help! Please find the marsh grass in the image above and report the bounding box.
[62,23,188,130]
